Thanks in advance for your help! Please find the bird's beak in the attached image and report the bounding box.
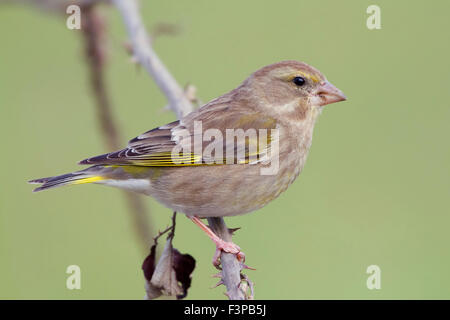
[314,81,347,106]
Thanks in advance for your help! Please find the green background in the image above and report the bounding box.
[1,0,449,299]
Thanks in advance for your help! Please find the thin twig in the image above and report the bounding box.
[13,0,155,252]
[168,211,177,240]
[153,211,177,245]
[81,5,153,250]
[81,6,120,150]
[112,0,193,119]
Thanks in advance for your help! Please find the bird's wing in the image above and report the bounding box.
[79,119,185,166]
[79,101,277,167]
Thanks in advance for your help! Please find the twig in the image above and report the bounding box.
[81,6,120,150]
[152,211,177,246]
[168,211,177,240]
[11,0,155,252]
[112,0,248,299]
[81,5,153,250]
[112,0,192,119]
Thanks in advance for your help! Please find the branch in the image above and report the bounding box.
[208,218,246,300]
[81,5,154,250]
[10,0,155,252]
[81,6,120,150]
[112,0,193,119]
[112,0,249,299]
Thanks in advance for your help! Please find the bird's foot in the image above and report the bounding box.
[188,216,252,269]
[212,238,245,268]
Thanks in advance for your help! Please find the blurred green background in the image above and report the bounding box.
[1,0,449,299]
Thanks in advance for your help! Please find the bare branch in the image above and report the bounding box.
[81,7,120,150]
[8,0,155,251]
[112,0,193,119]
[81,5,153,250]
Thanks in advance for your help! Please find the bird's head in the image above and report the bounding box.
[243,60,346,121]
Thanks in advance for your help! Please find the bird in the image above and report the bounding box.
[29,60,346,266]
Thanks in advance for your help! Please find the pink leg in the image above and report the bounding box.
[189,216,245,267]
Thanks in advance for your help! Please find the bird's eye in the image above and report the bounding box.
[293,76,306,86]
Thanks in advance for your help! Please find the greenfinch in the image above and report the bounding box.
[30,60,346,262]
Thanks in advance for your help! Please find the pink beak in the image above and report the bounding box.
[315,81,347,106]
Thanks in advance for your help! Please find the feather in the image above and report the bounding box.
[78,98,277,167]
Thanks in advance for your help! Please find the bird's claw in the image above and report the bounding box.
[212,240,245,268]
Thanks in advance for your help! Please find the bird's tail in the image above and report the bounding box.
[29,166,105,192]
